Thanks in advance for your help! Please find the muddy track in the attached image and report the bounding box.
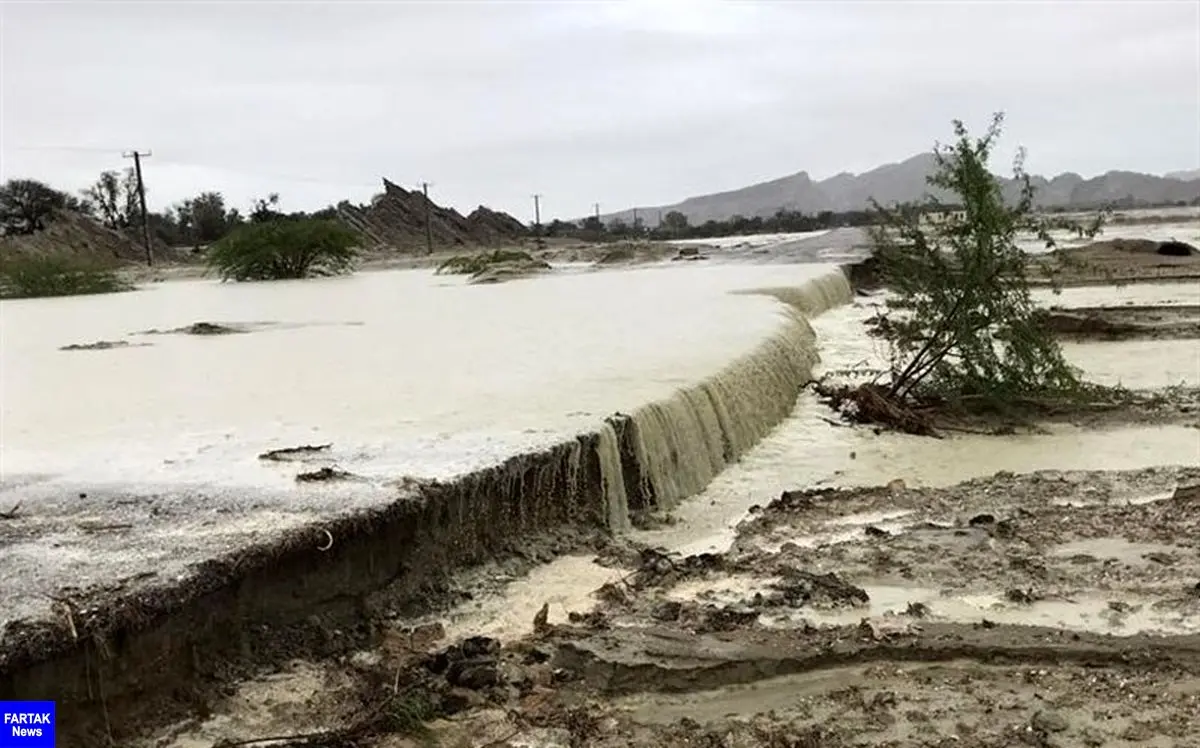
[550,623,1200,696]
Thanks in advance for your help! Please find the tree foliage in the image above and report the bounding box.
[866,113,1106,410]
[0,179,85,235]
[178,191,238,243]
[83,169,141,230]
[206,218,360,281]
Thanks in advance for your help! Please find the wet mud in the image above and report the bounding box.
[1042,304,1200,341]
[132,467,1200,748]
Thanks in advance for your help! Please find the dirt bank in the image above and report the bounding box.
[1030,237,1200,287]
[1041,304,1200,341]
[136,466,1200,747]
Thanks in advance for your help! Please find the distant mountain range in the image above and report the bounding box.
[602,153,1200,226]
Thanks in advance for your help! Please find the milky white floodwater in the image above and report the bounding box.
[435,284,1200,637]
[0,263,839,487]
[633,296,1200,556]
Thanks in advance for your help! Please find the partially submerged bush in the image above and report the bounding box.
[0,253,132,299]
[207,219,359,281]
[435,249,540,275]
[824,113,1112,435]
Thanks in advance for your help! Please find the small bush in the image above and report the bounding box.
[207,219,359,281]
[0,253,132,299]
[435,249,538,275]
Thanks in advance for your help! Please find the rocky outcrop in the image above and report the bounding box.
[338,179,527,253]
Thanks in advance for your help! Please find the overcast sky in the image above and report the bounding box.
[2,1,1197,221]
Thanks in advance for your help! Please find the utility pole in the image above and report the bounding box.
[593,203,601,223]
[123,150,153,266]
[531,194,543,249]
[420,181,434,255]
[632,207,639,235]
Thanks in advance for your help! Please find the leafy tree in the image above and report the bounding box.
[206,218,360,281]
[180,191,234,243]
[860,113,1106,418]
[661,210,689,234]
[83,169,140,230]
[0,179,84,234]
[250,193,283,224]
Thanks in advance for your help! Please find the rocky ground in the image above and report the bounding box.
[143,467,1200,748]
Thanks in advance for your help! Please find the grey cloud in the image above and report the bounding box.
[2,0,1196,219]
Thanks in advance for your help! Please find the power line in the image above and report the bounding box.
[9,145,380,190]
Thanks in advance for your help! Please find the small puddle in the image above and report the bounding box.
[665,575,779,606]
[1051,490,1175,507]
[753,510,917,553]
[438,555,627,641]
[1050,537,1182,564]
[616,666,869,725]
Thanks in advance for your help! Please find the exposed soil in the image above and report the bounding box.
[1041,304,1200,341]
[131,467,1200,748]
[1030,237,1200,287]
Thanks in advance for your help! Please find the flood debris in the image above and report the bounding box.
[258,443,333,462]
[295,466,359,483]
[137,321,247,335]
[59,339,150,351]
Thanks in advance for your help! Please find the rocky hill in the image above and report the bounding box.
[604,153,1200,226]
[339,179,527,252]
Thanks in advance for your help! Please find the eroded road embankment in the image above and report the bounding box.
[151,466,1200,748]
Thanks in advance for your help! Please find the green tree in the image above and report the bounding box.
[83,169,140,230]
[0,179,84,234]
[865,113,1105,414]
[206,219,360,281]
[180,191,234,243]
[661,210,689,235]
[250,193,283,223]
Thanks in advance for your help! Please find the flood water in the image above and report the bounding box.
[0,263,838,486]
[634,293,1200,557]
[440,281,1200,638]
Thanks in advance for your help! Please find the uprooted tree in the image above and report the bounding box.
[824,113,1110,434]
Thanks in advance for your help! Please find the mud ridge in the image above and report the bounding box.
[551,623,1200,697]
[0,271,854,746]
